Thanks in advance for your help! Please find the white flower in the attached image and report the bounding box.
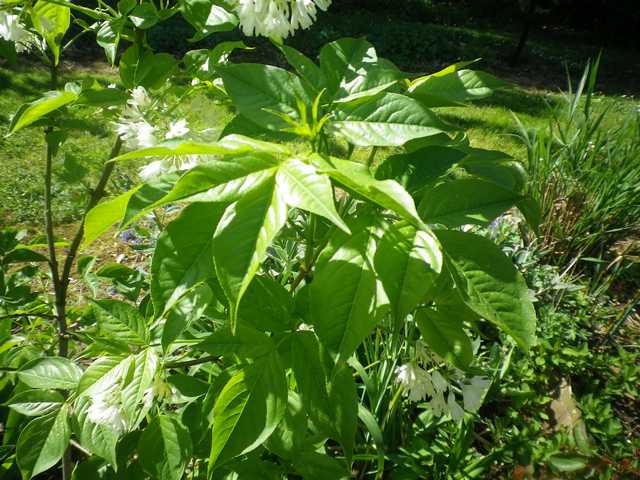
[462,376,491,412]
[235,0,331,40]
[116,118,157,150]
[428,390,447,415]
[165,119,190,139]
[431,370,449,393]
[414,340,431,365]
[138,154,200,181]
[296,322,315,332]
[87,388,128,433]
[139,160,166,180]
[395,363,433,402]
[0,12,37,52]
[447,391,465,421]
[128,86,152,111]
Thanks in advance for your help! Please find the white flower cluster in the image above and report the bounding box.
[113,87,199,180]
[85,360,154,433]
[235,0,331,40]
[394,341,491,421]
[0,10,37,52]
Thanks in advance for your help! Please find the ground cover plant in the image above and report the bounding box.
[0,1,638,479]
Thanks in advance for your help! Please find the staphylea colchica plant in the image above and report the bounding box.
[0,0,538,478]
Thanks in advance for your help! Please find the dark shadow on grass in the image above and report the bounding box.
[475,88,562,117]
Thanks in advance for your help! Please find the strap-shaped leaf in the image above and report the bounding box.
[213,177,288,327]
[91,299,148,346]
[419,178,522,227]
[18,356,83,390]
[315,155,424,228]
[435,230,537,350]
[310,219,380,363]
[373,223,442,319]
[209,352,287,470]
[276,158,350,233]
[415,308,473,370]
[151,202,225,315]
[9,90,78,133]
[331,92,451,147]
[17,404,70,479]
[408,69,507,107]
[138,415,193,480]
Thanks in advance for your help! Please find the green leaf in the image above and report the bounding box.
[209,352,287,470]
[196,323,276,361]
[91,299,148,346]
[82,187,139,248]
[310,219,380,362]
[289,332,331,427]
[373,223,442,319]
[218,63,309,131]
[129,2,159,29]
[17,405,70,479]
[18,357,83,390]
[415,308,473,369]
[327,363,358,461]
[77,355,133,396]
[435,230,537,350]
[162,282,214,350]
[138,415,193,480]
[276,158,349,233]
[150,152,283,208]
[375,145,466,192]
[121,173,179,227]
[72,396,119,466]
[213,177,288,327]
[331,92,451,147]
[151,202,225,315]
[31,0,70,65]
[181,0,238,41]
[293,451,350,480]
[7,389,64,417]
[279,45,325,93]
[460,158,527,193]
[265,391,307,460]
[237,275,294,333]
[408,69,507,107]
[8,90,78,133]
[315,155,424,228]
[319,37,402,102]
[418,179,522,227]
[119,45,176,90]
[548,454,589,473]
[120,349,159,428]
[96,20,121,65]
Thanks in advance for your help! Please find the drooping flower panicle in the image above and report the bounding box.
[235,0,331,40]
